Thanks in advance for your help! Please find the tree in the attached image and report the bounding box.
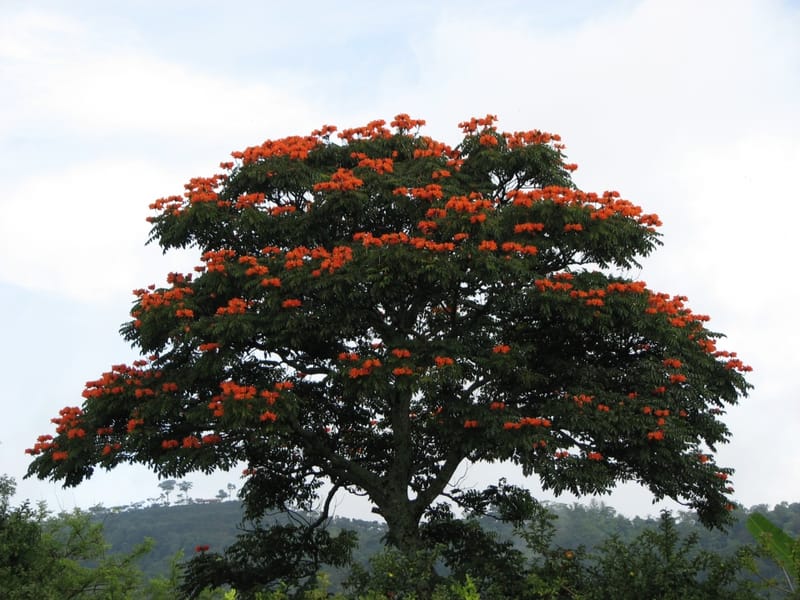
[747,512,800,596]
[178,480,194,504]
[159,479,177,505]
[584,511,760,599]
[0,475,151,599]
[26,114,751,594]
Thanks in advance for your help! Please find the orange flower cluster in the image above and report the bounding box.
[412,136,460,162]
[479,134,499,147]
[463,419,480,428]
[50,406,83,435]
[390,113,427,130]
[133,284,194,313]
[563,223,583,232]
[311,124,338,138]
[235,192,266,209]
[312,168,364,192]
[503,129,562,149]
[459,114,498,133]
[25,434,56,456]
[183,175,225,206]
[573,394,594,407]
[351,152,394,175]
[175,308,194,318]
[202,434,221,444]
[505,187,662,229]
[647,430,665,441]
[216,298,248,315]
[351,231,454,253]
[514,222,545,234]
[478,240,497,251]
[281,298,302,308]
[260,390,279,404]
[261,277,282,287]
[493,344,511,354]
[127,418,144,432]
[349,358,382,378]
[182,436,201,448]
[445,194,493,214]
[500,241,538,256]
[220,381,257,400]
[490,401,505,410]
[270,205,297,216]
[338,352,360,362]
[259,411,278,422]
[337,119,392,142]
[417,220,438,234]
[392,367,414,376]
[587,452,603,461]
[503,417,552,429]
[533,278,575,293]
[201,249,237,273]
[285,246,312,269]
[239,255,269,277]
[645,292,710,330]
[148,194,184,216]
[393,184,445,202]
[434,356,454,367]
[231,135,320,164]
[391,348,412,358]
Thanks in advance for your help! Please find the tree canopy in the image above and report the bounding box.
[27,114,751,592]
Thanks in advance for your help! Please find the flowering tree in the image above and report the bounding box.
[27,114,750,589]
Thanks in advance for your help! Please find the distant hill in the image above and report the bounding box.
[92,497,800,586]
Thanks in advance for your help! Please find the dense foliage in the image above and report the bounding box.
[0,475,151,599]
[27,114,751,594]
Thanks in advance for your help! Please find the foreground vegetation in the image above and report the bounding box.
[4,474,800,598]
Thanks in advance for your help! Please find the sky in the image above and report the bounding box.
[1,0,799,520]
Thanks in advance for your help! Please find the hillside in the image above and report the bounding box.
[93,497,800,583]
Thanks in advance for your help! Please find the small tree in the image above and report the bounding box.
[0,475,151,598]
[158,479,177,505]
[178,480,194,503]
[27,115,751,593]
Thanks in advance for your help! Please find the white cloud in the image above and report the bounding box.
[0,159,192,301]
[0,9,323,145]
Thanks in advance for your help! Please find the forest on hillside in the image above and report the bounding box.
[91,494,800,590]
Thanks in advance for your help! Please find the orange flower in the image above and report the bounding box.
[434,356,454,367]
[281,298,302,308]
[182,436,201,448]
[587,452,603,461]
[563,223,583,232]
[392,367,414,376]
[492,344,511,354]
[463,419,480,428]
[259,411,278,422]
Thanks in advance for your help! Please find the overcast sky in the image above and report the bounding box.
[2,0,798,519]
